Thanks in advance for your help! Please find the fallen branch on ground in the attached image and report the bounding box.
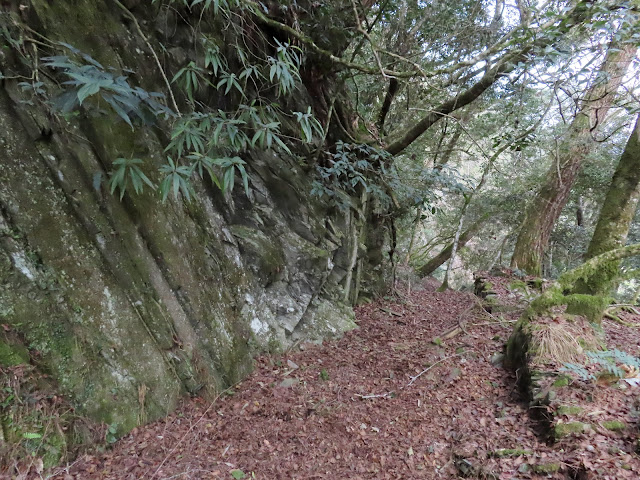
[407,352,465,387]
[436,299,482,339]
[355,392,394,400]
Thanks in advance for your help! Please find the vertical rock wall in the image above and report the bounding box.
[0,0,368,436]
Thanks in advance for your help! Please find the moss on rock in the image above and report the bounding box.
[554,421,589,439]
[0,338,29,366]
[509,280,528,291]
[602,420,626,431]
[565,294,610,324]
[230,225,286,283]
[552,376,571,388]
[532,463,561,474]
[556,405,583,416]
[488,448,532,458]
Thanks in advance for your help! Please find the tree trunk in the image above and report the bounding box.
[510,41,636,275]
[403,207,422,266]
[418,214,488,277]
[575,115,640,295]
[434,125,464,171]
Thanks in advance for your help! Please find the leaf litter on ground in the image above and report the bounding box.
[41,276,640,479]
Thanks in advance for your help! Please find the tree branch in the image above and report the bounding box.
[384,0,593,156]
[377,77,399,132]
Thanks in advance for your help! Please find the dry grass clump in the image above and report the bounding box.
[530,319,598,366]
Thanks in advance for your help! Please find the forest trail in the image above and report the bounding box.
[48,279,640,480]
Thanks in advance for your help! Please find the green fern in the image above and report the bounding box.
[586,349,640,378]
[563,348,640,381]
[561,363,594,381]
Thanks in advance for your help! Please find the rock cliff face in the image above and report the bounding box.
[0,0,375,439]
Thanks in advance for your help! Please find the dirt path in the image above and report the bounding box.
[48,284,639,479]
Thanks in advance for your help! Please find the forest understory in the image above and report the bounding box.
[13,274,638,480]
[3,1,640,479]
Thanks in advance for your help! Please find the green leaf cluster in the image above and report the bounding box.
[43,43,173,127]
[109,158,155,200]
[312,141,393,209]
[41,12,324,204]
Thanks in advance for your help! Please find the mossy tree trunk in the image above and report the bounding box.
[506,243,640,373]
[510,40,637,275]
[574,115,640,295]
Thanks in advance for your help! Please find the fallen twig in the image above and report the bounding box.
[436,300,479,339]
[380,307,403,317]
[355,392,394,400]
[407,352,465,386]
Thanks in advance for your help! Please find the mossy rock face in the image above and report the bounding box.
[229,225,286,285]
[552,375,571,388]
[0,0,367,465]
[565,294,610,324]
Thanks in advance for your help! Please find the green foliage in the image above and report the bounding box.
[267,39,302,97]
[42,43,173,127]
[17,81,46,98]
[561,362,594,381]
[172,61,206,103]
[562,348,640,381]
[109,158,155,200]
[587,349,640,378]
[311,142,394,209]
[158,157,195,202]
[203,39,228,76]
[294,107,324,143]
[41,12,323,203]
[166,0,241,15]
[105,423,118,444]
[312,141,465,215]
